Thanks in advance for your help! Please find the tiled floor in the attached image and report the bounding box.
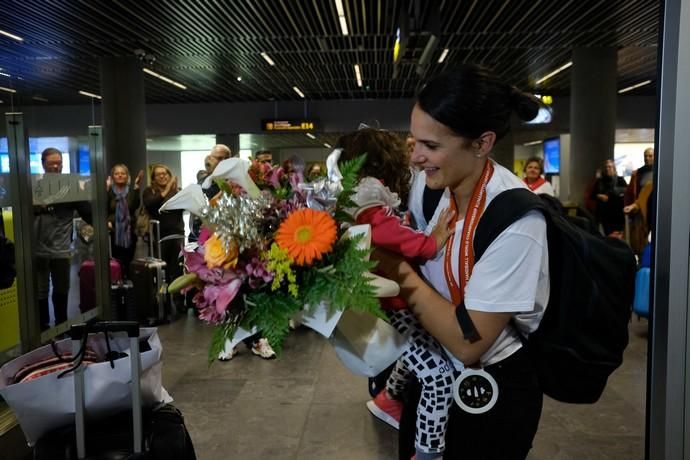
[155,313,648,460]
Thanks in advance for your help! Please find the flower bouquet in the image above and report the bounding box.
[165,154,387,363]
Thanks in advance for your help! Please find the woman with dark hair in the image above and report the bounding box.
[590,159,627,236]
[523,156,554,196]
[142,164,185,306]
[373,65,547,460]
[106,163,143,277]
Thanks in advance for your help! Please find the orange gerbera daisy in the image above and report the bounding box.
[275,208,337,266]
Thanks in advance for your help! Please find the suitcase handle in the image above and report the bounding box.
[149,219,162,259]
[69,321,140,340]
[71,322,143,458]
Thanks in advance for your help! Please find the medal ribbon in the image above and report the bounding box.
[444,160,494,305]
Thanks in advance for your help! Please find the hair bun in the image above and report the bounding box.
[510,86,540,122]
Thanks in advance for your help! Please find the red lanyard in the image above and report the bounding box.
[444,160,494,305]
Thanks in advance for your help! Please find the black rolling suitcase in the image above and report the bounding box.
[130,220,169,326]
[33,321,196,460]
[110,280,136,321]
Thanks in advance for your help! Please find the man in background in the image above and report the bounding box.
[255,150,273,164]
[34,148,91,330]
[624,147,654,254]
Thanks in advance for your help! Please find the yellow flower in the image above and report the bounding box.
[204,234,238,269]
[275,208,337,266]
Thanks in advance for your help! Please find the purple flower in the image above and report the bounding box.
[198,227,212,245]
[196,278,243,324]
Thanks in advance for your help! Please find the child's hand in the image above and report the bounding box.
[431,207,456,250]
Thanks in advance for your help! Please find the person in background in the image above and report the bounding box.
[255,150,273,164]
[34,148,91,331]
[373,64,547,460]
[209,143,233,163]
[591,159,627,236]
[624,147,654,254]
[106,164,143,278]
[625,147,654,205]
[142,164,185,308]
[305,163,323,181]
[523,156,555,196]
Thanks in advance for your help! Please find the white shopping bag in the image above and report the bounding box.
[294,302,344,338]
[329,309,406,377]
[0,327,171,446]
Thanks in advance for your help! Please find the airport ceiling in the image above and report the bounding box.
[0,0,659,106]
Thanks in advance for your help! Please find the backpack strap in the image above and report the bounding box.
[454,188,547,340]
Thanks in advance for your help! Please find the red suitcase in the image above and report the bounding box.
[78,258,123,313]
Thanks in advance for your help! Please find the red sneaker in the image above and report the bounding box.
[366,390,403,429]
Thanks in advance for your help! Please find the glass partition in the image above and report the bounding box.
[0,154,20,366]
[3,113,108,349]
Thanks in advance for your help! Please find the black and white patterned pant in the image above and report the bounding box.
[387,310,462,458]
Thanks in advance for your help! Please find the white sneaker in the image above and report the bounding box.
[218,346,239,361]
[251,338,276,359]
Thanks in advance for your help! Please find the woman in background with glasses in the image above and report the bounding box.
[142,164,184,309]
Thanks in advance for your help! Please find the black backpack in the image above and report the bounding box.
[457,188,636,404]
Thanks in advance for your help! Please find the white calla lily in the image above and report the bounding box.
[202,157,260,198]
[158,183,207,216]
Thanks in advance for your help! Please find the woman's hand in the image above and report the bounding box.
[371,248,414,284]
[134,170,144,190]
[371,248,426,309]
[623,203,639,214]
[596,193,609,202]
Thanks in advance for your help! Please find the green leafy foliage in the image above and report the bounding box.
[208,321,238,366]
[302,235,384,320]
[334,153,368,225]
[243,291,302,356]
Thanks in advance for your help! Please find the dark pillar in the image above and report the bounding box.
[216,134,240,158]
[100,57,147,177]
[569,48,617,206]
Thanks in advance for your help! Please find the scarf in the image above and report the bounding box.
[113,185,131,248]
[525,176,546,192]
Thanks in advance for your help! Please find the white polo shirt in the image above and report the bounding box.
[412,162,550,368]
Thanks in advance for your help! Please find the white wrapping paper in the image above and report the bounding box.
[0,328,170,446]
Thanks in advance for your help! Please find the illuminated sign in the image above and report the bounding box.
[262,119,318,132]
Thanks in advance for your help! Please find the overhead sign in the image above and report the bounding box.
[262,119,318,132]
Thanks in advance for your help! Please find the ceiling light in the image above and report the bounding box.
[0,30,23,42]
[32,96,48,102]
[78,90,101,100]
[523,140,543,146]
[354,64,362,87]
[535,61,573,85]
[324,143,332,148]
[334,0,348,35]
[0,72,10,77]
[143,68,187,90]
[338,16,349,35]
[306,133,316,139]
[260,52,275,66]
[237,76,242,82]
[618,80,652,94]
[0,86,16,94]
[293,86,305,98]
[437,48,449,64]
